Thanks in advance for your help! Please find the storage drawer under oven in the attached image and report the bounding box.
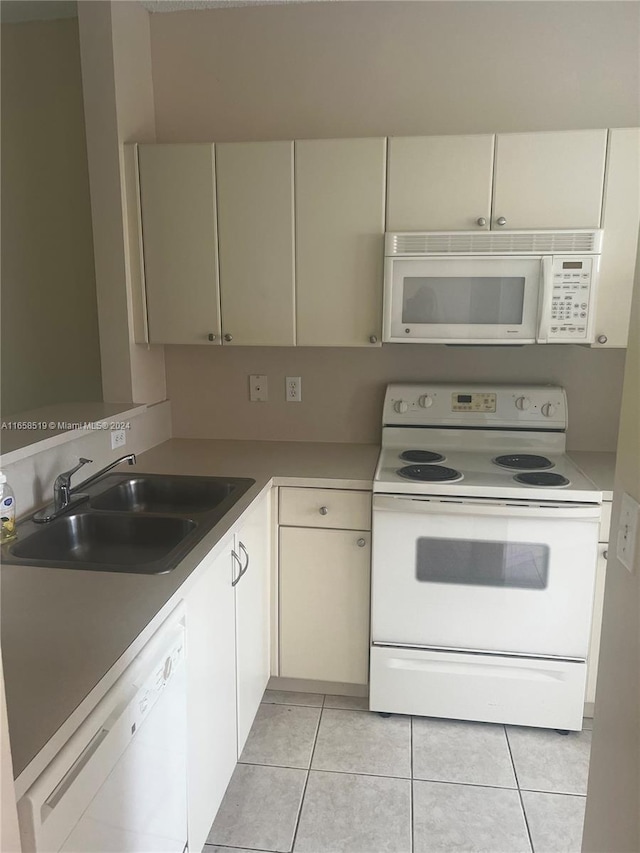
[370,645,586,731]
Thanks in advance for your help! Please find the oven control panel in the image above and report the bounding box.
[383,384,567,429]
[451,393,497,413]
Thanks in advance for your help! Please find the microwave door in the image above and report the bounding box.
[385,257,541,344]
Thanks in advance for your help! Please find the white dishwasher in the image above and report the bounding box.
[18,606,188,853]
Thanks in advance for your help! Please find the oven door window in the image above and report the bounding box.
[416,538,549,590]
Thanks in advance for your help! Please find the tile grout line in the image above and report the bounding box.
[410,716,415,853]
[288,694,325,852]
[504,726,536,853]
[238,760,518,788]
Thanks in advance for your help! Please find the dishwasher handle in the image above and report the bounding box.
[44,727,110,811]
[373,494,602,521]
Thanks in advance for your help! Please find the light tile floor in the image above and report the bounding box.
[205,690,591,853]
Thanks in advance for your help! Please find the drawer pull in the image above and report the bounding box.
[319,506,329,516]
[357,538,366,547]
[603,550,608,560]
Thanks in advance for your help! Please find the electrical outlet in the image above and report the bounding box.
[617,492,639,573]
[286,376,302,402]
[111,429,126,450]
[249,374,268,402]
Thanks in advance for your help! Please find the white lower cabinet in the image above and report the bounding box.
[278,487,372,685]
[184,537,237,853]
[235,493,271,753]
[184,491,270,852]
[586,499,612,706]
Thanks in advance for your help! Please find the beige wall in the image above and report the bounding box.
[78,0,166,406]
[151,1,639,142]
[1,18,102,416]
[167,344,625,449]
[583,241,640,851]
[151,1,637,446]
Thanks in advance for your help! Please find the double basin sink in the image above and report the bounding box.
[3,474,255,575]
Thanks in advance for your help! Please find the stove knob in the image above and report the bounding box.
[515,396,531,411]
[418,395,433,408]
[394,400,409,414]
[541,402,556,418]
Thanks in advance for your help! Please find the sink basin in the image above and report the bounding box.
[9,513,197,573]
[90,474,244,514]
[3,473,256,574]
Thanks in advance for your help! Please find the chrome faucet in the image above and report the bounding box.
[33,453,137,523]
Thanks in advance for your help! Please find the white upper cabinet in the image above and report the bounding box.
[492,130,608,230]
[295,138,386,346]
[216,141,296,346]
[592,128,640,348]
[387,135,495,231]
[138,144,221,345]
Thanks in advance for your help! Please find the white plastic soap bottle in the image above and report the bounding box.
[0,472,17,543]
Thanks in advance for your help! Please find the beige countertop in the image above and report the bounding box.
[567,451,617,500]
[1,439,379,779]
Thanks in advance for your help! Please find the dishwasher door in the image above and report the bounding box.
[18,607,188,853]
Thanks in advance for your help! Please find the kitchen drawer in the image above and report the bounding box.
[279,488,371,531]
[600,501,612,543]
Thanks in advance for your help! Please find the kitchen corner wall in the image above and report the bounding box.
[150,1,639,449]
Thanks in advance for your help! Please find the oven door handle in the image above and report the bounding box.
[373,495,601,520]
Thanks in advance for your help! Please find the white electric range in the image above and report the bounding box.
[370,383,602,731]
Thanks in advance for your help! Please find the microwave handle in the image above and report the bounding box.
[536,256,554,343]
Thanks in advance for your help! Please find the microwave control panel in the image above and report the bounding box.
[548,257,595,341]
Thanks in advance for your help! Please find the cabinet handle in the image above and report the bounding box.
[231,549,243,586]
[476,217,487,227]
[357,538,366,547]
[208,333,217,341]
[603,550,608,560]
[238,540,249,575]
[496,217,507,226]
[319,506,329,516]
[369,335,378,344]
[224,333,233,342]
[597,335,608,345]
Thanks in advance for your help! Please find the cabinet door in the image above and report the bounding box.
[138,144,221,345]
[280,527,370,684]
[386,135,494,231]
[234,492,271,753]
[185,541,237,853]
[295,138,386,346]
[592,128,640,348]
[586,544,608,706]
[492,130,607,229]
[216,142,295,345]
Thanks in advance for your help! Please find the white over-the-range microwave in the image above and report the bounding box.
[383,229,603,345]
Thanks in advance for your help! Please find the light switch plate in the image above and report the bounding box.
[249,375,268,402]
[617,492,639,573]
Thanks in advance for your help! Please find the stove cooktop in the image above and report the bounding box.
[375,384,602,503]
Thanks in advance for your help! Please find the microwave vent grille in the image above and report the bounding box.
[388,230,602,256]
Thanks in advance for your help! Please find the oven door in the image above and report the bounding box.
[371,495,600,659]
[383,255,544,343]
